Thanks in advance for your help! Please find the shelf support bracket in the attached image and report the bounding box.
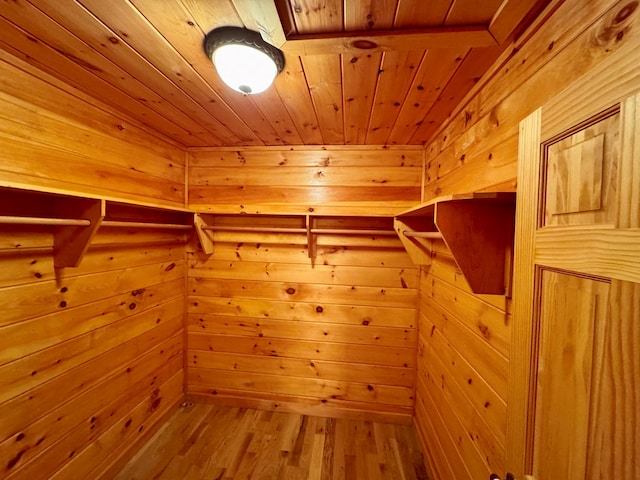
[306,215,317,260]
[194,213,215,255]
[394,217,434,265]
[53,198,104,268]
[435,199,515,294]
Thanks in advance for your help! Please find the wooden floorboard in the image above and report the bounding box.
[114,402,430,480]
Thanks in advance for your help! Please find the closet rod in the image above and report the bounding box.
[0,215,90,227]
[202,225,307,234]
[403,230,443,239]
[0,216,192,230]
[310,228,396,236]
[202,225,396,236]
[100,221,192,230]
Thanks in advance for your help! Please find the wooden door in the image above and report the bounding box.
[506,93,640,480]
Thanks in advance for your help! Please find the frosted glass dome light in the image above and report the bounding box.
[204,27,285,95]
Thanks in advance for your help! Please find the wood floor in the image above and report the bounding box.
[114,403,430,480]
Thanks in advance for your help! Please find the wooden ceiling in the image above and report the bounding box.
[0,0,548,148]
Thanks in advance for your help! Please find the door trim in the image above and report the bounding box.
[505,107,542,477]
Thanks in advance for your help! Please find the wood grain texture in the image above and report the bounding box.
[586,280,640,479]
[0,1,546,146]
[0,53,186,207]
[532,271,609,479]
[510,48,640,480]
[188,146,422,215]
[418,1,640,477]
[535,227,640,282]
[423,0,640,198]
[186,215,419,421]
[113,403,431,480]
[0,225,187,479]
[418,266,509,480]
[283,26,496,56]
[542,112,619,227]
[506,108,542,475]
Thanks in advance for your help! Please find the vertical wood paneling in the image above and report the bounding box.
[415,0,640,478]
[365,50,424,145]
[444,0,503,25]
[288,0,344,34]
[274,57,324,145]
[0,226,186,480]
[302,55,345,144]
[394,0,452,27]
[387,48,468,145]
[342,52,382,145]
[341,2,394,146]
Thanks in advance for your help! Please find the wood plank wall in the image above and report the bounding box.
[0,50,189,479]
[186,146,423,421]
[415,0,640,478]
[185,216,420,422]
[0,51,186,208]
[187,146,423,215]
[0,226,186,480]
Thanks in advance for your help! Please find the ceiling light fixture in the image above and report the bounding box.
[204,26,285,95]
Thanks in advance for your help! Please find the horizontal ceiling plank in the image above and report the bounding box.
[301,54,345,144]
[394,0,452,27]
[231,0,286,47]
[172,0,285,145]
[82,0,262,146]
[287,0,343,34]
[409,45,505,144]
[387,47,468,145]
[282,26,497,56]
[27,0,226,146]
[273,57,324,145]
[366,49,424,145]
[0,16,202,146]
[489,0,545,43]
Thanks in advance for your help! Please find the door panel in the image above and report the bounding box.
[585,280,640,479]
[543,113,619,227]
[509,92,640,480]
[532,270,609,480]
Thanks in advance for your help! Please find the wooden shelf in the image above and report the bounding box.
[394,192,516,295]
[0,186,193,268]
[194,213,396,259]
[2,184,514,292]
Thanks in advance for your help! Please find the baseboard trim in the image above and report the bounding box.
[186,391,413,425]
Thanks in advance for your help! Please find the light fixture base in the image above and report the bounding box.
[204,26,285,95]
